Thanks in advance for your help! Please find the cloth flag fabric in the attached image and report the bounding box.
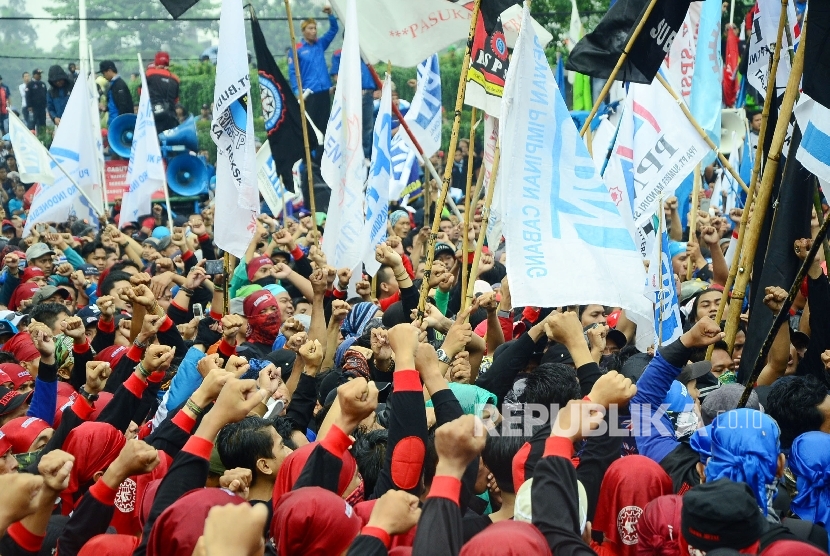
[119,69,165,229]
[566,0,695,83]
[555,55,566,95]
[796,99,830,183]
[746,0,800,99]
[361,76,393,277]
[159,0,199,19]
[663,3,702,101]
[483,115,502,249]
[256,144,298,218]
[8,111,54,186]
[645,218,682,345]
[321,0,367,271]
[211,0,258,258]
[397,55,442,159]
[723,24,740,107]
[689,0,722,167]
[500,7,653,349]
[802,2,830,110]
[389,137,421,201]
[603,73,710,228]
[251,14,317,193]
[465,7,511,116]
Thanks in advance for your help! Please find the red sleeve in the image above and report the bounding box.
[218,338,237,358]
[73,340,91,354]
[72,396,94,420]
[126,344,144,363]
[170,299,188,312]
[320,424,354,457]
[360,527,391,549]
[331,288,347,300]
[98,318,116,333]
[378,291,401,312]
[158,315,174,332]
[498,315,513,341]
[426,476,461,505]
[401,255,415,279]
[172,409,197,434]
[209,310,223,320]
[89,479,118,505]
[182,435,214,460]
[543,436,575,459]
[181,250,194,262]
[291,245,304,261]
[198,233,211,244]
[123,373,148,398]
[7,522,44,552]
[393,370,421,392]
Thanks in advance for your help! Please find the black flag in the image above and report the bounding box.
[737,127,813,384]
[160,0,200,19]
[803,1,830,108]
[566,0,696,84]
[251,15,318,193]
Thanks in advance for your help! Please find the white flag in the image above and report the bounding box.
[321,0,367,271]
[747,0,799,99]
[603,74,709,228]
[396,55,442,159]
[211,0,258,257]
[256,144,299,217]
[119,69,165,228]
[8,111,54,186]
[500,7,653,349]
[362,76,393,277]
[796,96,830,183]
[482,115,502,249]
[662,3,701,101]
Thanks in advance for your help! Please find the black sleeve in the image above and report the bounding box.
[102,353,139,394]
[292,444,343,494]
[166,300,192,326]
[145,406,202,460]
[400,283,420,323]
[292,253,313,281]
[113,81,133,118]
[158,322,188,359]
[576,361,602,398]
[475,334,538,405]
[532,451,597,555]
[0,273,20,306]
[0,532,38,556]
[69,345,94,393]
[182,253,197,275]
[371,379,428,499]
[90,323,116,354]
[133,448,210,556]
[55,489,115,556]
[199,236,217,262]
[411,497,464,556]
[347,535,389,556]
[284,373,317,434]
[97,375,146,433]
[798,274,830,385]
[576,414,622,521]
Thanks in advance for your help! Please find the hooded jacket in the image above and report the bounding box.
[47,65,73,120]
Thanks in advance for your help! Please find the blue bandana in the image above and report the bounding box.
[341,302,379,339]
[789,431,830,527]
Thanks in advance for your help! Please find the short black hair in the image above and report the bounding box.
[766,375,828,448]
[28,303,70,330]
[482,431,525,494]
[99,270,133,297]
[0,352,19,365]
[216,417,277,484]
[712,340,731,355]
[352,429,388,496]
[110,260,140,274]
[81,241,104,259]
[523,363,580,408]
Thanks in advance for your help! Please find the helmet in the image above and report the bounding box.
[154,51,170,67]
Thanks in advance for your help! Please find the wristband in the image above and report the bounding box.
[134,337,149,349]
[136,362,151,378]
[185,398,205,417]
[180,286,195,296]
[497,309,512,319]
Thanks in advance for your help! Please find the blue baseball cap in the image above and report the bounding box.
[0,320,18,337]
[668,241,687,260]
[152,226,171,239]
[76,305,101,328]
[664,380,695,412]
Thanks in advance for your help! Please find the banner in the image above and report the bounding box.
[746,0,799,99]
[256,144,299,217]
[211,0,258,257]
[464,11,510,116]
[500,7,653,349]
[645,219,682,345]
[603,73,709,227]
[802,2,830,108]
[321,0,367,271]
[361,76,393,276]
[662,3,701,101]
[251,15,317,193]
[8,111,54,186]
[566,0,695,83]
[483,115,502,249]
[796,98,830,183]
[399,55,442,159]
[119,68,165,229]
[159,0,199,19]
[723,24,740,107]
[689,0,722,166]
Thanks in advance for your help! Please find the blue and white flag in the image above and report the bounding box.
[500,7,653,349]
[211,0,259,258]
[256,144,299,217]
[362,75,393,276]
[8,111,54,186]
[689,0,722,166]
[119,68,165,229]
[645,219,683,346]
[796,96,830,183]
[603,73,709,228]
[321,0,366,271]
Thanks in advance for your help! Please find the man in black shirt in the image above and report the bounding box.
[24,68,47,131]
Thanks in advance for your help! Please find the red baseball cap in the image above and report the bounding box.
[243,290,278,318]
[0,364,32,390]
[0,416,50,454]
[247,255,274,282]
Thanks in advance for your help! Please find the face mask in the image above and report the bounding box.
[255,276,276,287]
[15,448,42,468]
[673,410,700,440]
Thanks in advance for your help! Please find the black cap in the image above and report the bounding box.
[681,479,767,552]
[33,68,42,74]
[0,386,30,417]
[541,342,574,365]
[678,361,713,385]
[620,352,652,383]
[99,60,117,74]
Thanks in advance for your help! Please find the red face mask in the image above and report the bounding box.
[246,310,282,346]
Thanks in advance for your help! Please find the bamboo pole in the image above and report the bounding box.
[579,0,662,137]
[464,144,501,313]
[284,0,317,227]
[723,12,807,350]
[812,182,830,264]
[417,0,482,315]
[686,165,702,281]
[706,5,786,358]
[655,74,750,195]
[223,252,231,315]
[460,107,477,311]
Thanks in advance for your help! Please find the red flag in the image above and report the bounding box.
[723,24,740,107]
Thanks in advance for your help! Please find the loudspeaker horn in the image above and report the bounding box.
[107,114,137,158]
[720,108,747,156]
[166,153,209,197]
[158,116,198,154]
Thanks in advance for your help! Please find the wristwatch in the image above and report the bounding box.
[436,348,452,365]
[79,387,99,403]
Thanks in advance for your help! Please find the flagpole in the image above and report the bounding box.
[417,0,482,315]
[686,165,702,281]
[706,4,787,359]
[89,43,109,218]
[655,73,749,195]
[723,12,807,351]
[283,0,317,228]
[464,143,500,315]
[43,149,103,218]
[460,107,477,311]
[137,54,174,232]
[579,0,661,137]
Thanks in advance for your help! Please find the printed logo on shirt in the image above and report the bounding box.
[344,501,353,518]
[617,505,643,545]
[115,478,137,513]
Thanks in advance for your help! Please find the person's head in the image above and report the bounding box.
[766,375,830,448]
[141,237,161,262]
[265,286,294,322]
[99,61,117,81]
[748,110,762,133]
[1,220,15,241]
[154,51,169,68]
[352,429,388,496]
[375,265,399,300]
[68,62,76,73]
[175,105,185,120]
[691,289,722,323]
[454,147,463,162]
[5,156,16,172]
[0,434,17,473]
[0,386,30,427]
[216,417,292,489]
[681,479,766,553]
[389,210,411,237]
[0,363,33,394]
[32,69,42,81]
[636,495,683,556]
[439,217,458,241]
[13,182,24,199]
[301,18,318,42]
[201,103,210,116]
[25,243,56,276]
[733,325,746,367]
[81,242,107,271]
[579,304,607,327]
[99,271,133,312]
[22,72,30,83]
[522,362,580,408]
[434,242,456,268]
[0,166,7,182]
[270,487,362,555]
[0,416,53,454]
[788,431,830,528]
[709,340,735,378]
[459,138,470,155]
[482,433,525,495]
[668,242,688,277]
[293,298,311,315]
[28,302,70,336]
[247,255,275,283]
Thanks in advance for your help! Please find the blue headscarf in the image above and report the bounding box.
[705,409,780,515]
[690,424,713,462]
[341,302,380,339]
[389,210,409,228]
[334,336,357,368]
[789,431,830,527]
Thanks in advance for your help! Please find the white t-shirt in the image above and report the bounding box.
[18,83,26,108]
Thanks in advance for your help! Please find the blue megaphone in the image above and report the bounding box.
[158,116,198,154]
[107,114,137,158]
[166,153,209,196]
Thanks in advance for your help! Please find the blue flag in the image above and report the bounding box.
[645,220,683,345]
[690,0,722,166]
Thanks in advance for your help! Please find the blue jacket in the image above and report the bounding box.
[330,51,377,90]
[47,88,70,120]
[288,14,339,95]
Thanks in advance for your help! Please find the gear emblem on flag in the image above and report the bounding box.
[491,31,508,60]
[258,72,286,135]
